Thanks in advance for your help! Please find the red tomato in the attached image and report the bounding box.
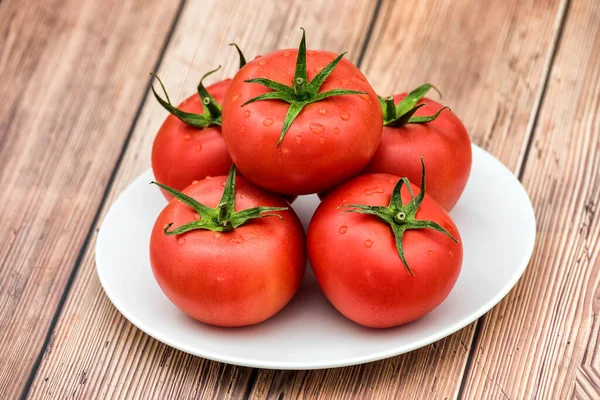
[222,30,382,195]
[151,78,232,200]
[150,169,306,327]
[364,85,471,211]
[307,168,462,328]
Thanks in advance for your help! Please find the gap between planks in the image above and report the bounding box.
[456,0,573,397]
[18,1,188,399]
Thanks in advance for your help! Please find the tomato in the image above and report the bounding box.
[150,167,306,327]
[364,84,471,211]
[151,71,233,200]
[307,161,462,328]
[222,29,382,195]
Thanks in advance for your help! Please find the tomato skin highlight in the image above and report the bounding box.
[222,50,383,195]
[150,175,306,327]
[307,173,463,328]
[151,80,233,200]
[364,94,471,211]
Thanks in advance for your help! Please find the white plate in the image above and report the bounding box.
[96,144,536,369]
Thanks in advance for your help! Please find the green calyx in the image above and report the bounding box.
[150,67,223,128]
[150,44,249,129]
[338,158,458,276]
[379,83,450,127]
[229,43,247,69]
[242,28,367,146]
[151,166,288,235]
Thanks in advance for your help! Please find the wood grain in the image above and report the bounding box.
[0,0,180,397]
[25,1,379,399]
[247,0,567,398]
[460,0,600,397]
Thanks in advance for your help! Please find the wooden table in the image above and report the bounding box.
[2,0,599,398]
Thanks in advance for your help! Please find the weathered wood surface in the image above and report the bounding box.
[1,0,598,398]
[0,0,180,397]
[461,0,600,397]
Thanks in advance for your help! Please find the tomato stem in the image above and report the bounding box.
[150,44,249,128]
[151,166,288,235]
[229,43,247,69]
[338,157,458,275]
[242,28,367,147]
[380,83,449,127]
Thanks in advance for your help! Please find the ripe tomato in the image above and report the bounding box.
[151,72,232,200]
[150,167,306,327]
[307,162,462,328]
[222,29,382,195]
[364,84,471,211]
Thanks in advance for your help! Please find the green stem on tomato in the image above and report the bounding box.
[242,28,367,146]
[150,44,249,128]
[338,157,458,275]
[151,166,288,235]
[380,83,450,127]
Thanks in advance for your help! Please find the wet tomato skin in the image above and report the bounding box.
[152,80,233,200]
[221,50,383,195]
[307,173,463,328]
[150,175,306,327]
[364,95,471,211]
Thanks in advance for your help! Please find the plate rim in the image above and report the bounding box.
[95,143,536,370]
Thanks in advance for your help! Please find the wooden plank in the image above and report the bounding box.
[0,0,180,397]
[246,0,568,398]
[460,0,600,397]
[25,1,379,398]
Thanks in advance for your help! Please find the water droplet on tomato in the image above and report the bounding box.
[231,94,240,103]
[192,180,198,184]
[364,239,373,248]
[359,94,371,103]
[215,233,222,239]
[283,50,291,57]
[444,223,455,235]
[448,250,455,258]
[339,225,348,234]
[318,108,327,115]
[240,126,246,133]
[339,111,350,121]
[295,135,302,144]
[333,127,340,135]
[364,186,384,196]
[319,137,325,144]
[389,178,396,184]
[243,110,251,118]
[193,214,200,220]
[307,50,316,56]
[354,74,365,81]
[428,250,435,258]
[341,79,349,85]
[205,175,212,180]
[309,123,324,134]
[195,144,202,152]
[259,59,266,66]
[342,198,348,203]
[314,66,324,73]
[263,118,273,126]
[240,194,245,199]
[184,134,191,140]
[178,238,185,245]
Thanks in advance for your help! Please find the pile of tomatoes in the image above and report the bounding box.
[149,30,472,329]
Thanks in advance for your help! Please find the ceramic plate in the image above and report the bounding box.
[96,144,536,369]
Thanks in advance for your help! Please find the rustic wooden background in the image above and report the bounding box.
[1,0,599,398]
